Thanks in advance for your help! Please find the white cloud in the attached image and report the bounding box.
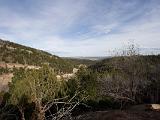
[0,0,160,56]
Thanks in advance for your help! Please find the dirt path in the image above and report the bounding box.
[73,110,160,120]
[0,62,40,69]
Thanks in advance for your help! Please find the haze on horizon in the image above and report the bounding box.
[0,0,160,57]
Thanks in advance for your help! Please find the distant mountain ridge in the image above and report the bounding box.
[65,56,112,61]
[0,39,73,73]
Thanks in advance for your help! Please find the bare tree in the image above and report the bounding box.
[97,42,150,108]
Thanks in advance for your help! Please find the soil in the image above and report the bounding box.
[0,73,13,92]
[73,110,160,120]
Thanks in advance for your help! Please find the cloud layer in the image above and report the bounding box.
[0,0,160,56]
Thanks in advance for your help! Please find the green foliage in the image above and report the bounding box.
[9,65,61,105]
[0,67,9,75]
[74,67,98,100]
[8,65,82,119]
[66,78,79,97]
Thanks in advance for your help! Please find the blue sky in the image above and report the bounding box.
[0,0,160,56]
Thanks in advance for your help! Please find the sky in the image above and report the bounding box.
[0,0,160,57]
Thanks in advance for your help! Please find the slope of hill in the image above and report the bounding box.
[63,57,97,66]
[89,55,160,73]
[88,55,160,104]
[0,39,73,73]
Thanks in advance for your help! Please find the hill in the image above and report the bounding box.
[63,57,97,66]
[88,55,160,104]
[0,39,74,73]
[89,55,160,73]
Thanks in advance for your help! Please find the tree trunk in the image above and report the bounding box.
[35,101,45,120]
[21,112,25,120]
[19,107,25,120]
[37,110,45,120]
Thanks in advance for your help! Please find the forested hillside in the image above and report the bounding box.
[89,55,160,104]
[63,57,96,66]
[89,55,160,73]
[0,39,73,73]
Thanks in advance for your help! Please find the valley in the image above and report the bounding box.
[0,39,160,120]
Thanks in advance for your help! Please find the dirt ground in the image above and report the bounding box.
[73,110,160,120]
[0,73,13,92]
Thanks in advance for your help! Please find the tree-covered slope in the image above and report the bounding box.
[0,39,73,73]
[89,55,160,103]
[63,57,97,67]
[89,55,160,73]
